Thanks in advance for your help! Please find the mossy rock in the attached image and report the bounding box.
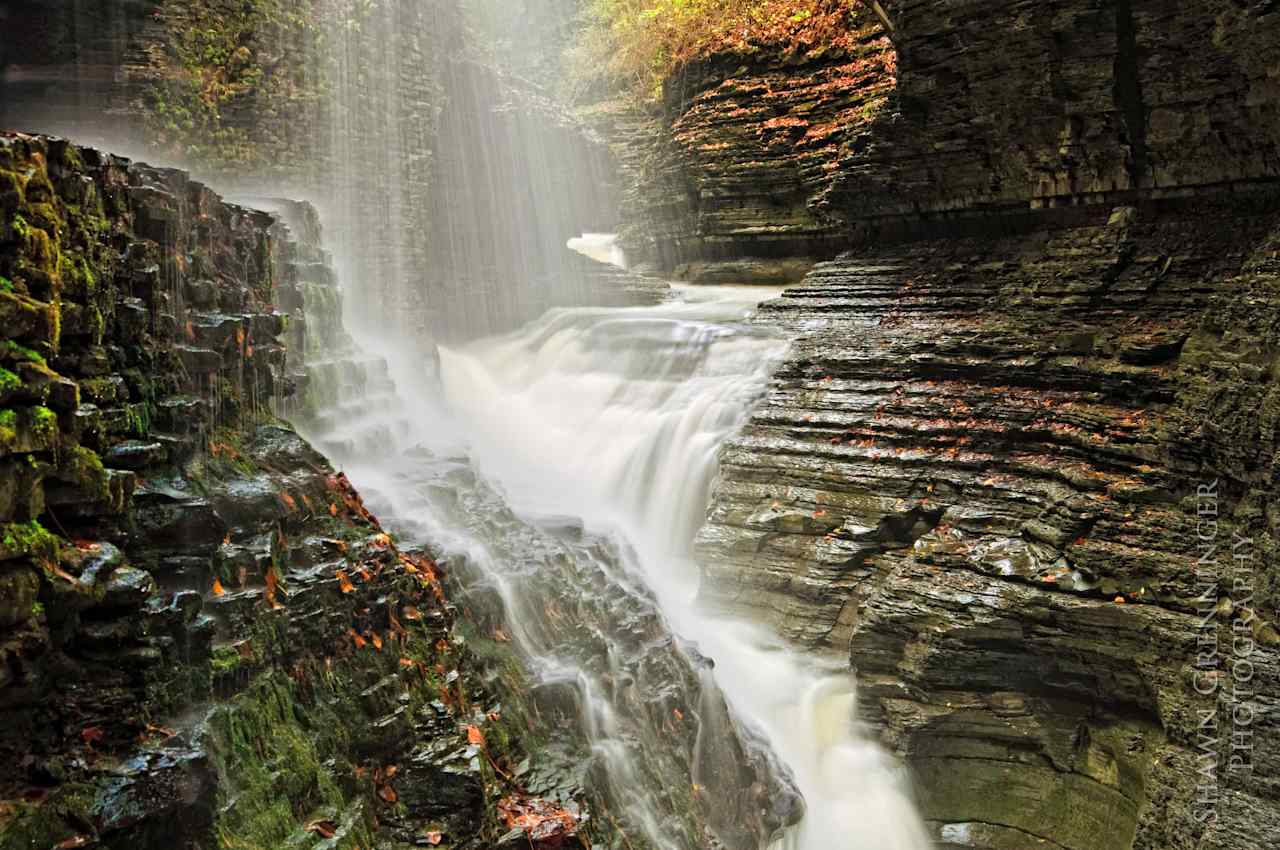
[0,783,97,849]
[0,519,59,561]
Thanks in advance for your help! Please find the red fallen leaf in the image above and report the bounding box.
[54,836,92,849]
[81,726,105,746]
[264,568,282,609]
[211,578,225,597]
[466,725,484,746]
[305,820,337,839]
[425,831,443,846]
[336,570,355,594]
[377,784,397,804]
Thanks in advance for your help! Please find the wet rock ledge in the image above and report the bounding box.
[698,192,1280,850]
[0,133,577,850]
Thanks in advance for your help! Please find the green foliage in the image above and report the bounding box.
[0,275,13,293]
[567,0,877,99]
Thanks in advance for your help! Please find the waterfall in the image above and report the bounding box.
[301,244,931,848]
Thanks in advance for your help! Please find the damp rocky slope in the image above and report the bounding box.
[0,132,597,850]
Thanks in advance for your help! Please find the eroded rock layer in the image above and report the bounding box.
[697,194,1280,849]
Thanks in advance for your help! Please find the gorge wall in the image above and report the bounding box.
[612,0,1280,272]
[616,2,1280,849]
[0,132,598,850]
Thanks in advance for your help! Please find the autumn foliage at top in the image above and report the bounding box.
[567,0,880,98]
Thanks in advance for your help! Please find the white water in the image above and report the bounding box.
[435,282,930,850]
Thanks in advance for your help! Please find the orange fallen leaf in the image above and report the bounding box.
[466,725,484,746]
[349,629,367,649]
[329,503,338,517]
[377,784,397,804]
[306,820,337,839]
[1114,596,1126,604]
[370,632,383,651]
[493,628,511,643]
[425,831,443,846]
[336,570,355,594]
[399,657,416,668]
[212,578,226,597]
[55,837,92,849]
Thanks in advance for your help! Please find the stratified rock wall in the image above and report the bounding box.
[614,0,1280,270]
[697,192,1280,848]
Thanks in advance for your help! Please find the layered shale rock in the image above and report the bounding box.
[0,133,582,850]
[612,0,1280,271]
[590,5,895,274]
[697,193,1280,849]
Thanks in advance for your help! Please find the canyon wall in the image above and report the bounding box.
[600,2,1280,849]
[614,0,1280,272]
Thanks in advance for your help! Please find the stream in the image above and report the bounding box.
[302,247,931,850]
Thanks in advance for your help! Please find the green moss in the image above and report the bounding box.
[31,405,57,442]
[31,600,44,617]
[211,643,245,675]
[0,784,96,849]
[57,445,109,501]
[0,367,18,396]
[0,519,59,559]
[0,408,16,448]
[0,275,12,293]
[3,340,46,364]
[208,672,376,850]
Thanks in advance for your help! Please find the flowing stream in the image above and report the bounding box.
[303,245,931,850]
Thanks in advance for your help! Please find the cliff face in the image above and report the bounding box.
[0,133,581,850]
[614,0,1280,271]
[698,193,1280,849]
[602,2,1280,848]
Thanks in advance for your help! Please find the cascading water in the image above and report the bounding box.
[301,242,931,849]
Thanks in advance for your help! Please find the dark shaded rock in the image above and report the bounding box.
[103,440,166,470]
[93,746,215,845]
[100,566,156,611]
[0,565,39,628]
